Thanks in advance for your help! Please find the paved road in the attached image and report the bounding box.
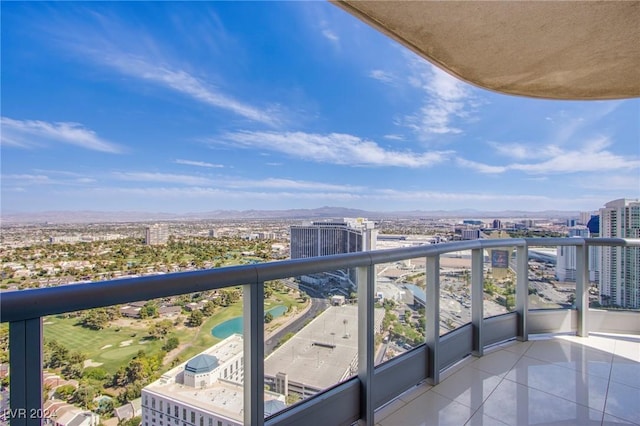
[264,285,329,356]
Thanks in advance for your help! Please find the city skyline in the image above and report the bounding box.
[2,2,639,214]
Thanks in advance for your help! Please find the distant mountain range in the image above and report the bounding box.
[1,206,582,225]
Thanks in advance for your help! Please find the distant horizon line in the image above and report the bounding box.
[1,206,597,225]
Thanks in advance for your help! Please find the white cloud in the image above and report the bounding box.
[510,151,639,174]
[318,17,340,47]
[546,102,623,146]
[574,174,640,191]
[487,141,554,160]
[77,186,364,203]
[2,173,96,186]
[384,134,405,141]
[369,189,614,211]
[112,172,213,186]
[77,178,97,184]
[1,117,123,153]
[213,131,452,168]
[369,70,395,84]
[488,142,540,160]
[175,159,224,168]
[403,57,477,139]
[459,136,640,175]
[374,188,550,203]
[97,52,280,126]
[32,169,97,184]
[2,174,54,185]
[49,11,282,127]
[225,178,363,192]
[322,29,339,43]
[33,169,87,177]
[455,158,507,174]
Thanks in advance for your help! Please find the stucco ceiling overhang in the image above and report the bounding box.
[333,1,640,100]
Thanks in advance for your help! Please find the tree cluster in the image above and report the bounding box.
[111,350,163,404]
[79,307,119,330]
[43,340,86,379]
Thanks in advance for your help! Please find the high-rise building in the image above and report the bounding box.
[599,199,640,308]
[492,219,502,229]
[145,224,169,246]
[290,218,377,259]
[290,218,377,286]
[587,215,600,235]
[579,211,596,225]
[461,229,481,240]
[556,226,600,283]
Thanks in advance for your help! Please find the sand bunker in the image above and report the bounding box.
[100,344,113,350]
[119,340,133,347]
[84,359,103,368]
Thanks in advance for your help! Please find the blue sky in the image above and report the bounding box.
[2,2,639,214]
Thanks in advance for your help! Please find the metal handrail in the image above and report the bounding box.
[2,237,639,426]
[0,238,525,322]
[3,237,638,322]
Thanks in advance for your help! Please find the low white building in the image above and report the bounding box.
[142,334,285,426]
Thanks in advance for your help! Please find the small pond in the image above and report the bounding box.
[211,305,287,339]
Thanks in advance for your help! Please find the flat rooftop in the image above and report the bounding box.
[144,334,282,423]
[264,305,384,391]
[146,379,245,423]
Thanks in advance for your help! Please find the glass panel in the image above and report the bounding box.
[38,287,248,426]
[440,250,471,335]
[595,244,640,311]
[484,246,517,315]
[0,218,294,424]
[140,288,246,426]
[375,257,426,364]
[263,274,358,414]
[528,245,574,309]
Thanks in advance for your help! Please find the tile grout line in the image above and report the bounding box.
[599,338,616,426]
[462,343,532,426]
[496,338,612,423]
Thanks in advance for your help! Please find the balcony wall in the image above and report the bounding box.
[1,237,639,426]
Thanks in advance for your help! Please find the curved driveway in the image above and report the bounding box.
[265,285,328,356]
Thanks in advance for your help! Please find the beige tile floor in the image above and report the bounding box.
[375,333,640,426]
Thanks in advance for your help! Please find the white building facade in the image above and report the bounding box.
[290,218,377,259]
[556,227,600,283]
[599,198,640,308]
[142,335,285,426]
[145,224,169,246]
[290,218,377,286]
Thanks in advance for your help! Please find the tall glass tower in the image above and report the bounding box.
[599,199,640,308]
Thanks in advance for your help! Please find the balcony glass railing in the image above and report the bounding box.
[1,237,638,426]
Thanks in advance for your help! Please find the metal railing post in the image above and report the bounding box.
[244,282,264,426]
[425,255,440,385]
[471,248,484,356]
[357,265,375,425]
[576,243,589,337]
[8,318,42,426]
[516,245,529,341]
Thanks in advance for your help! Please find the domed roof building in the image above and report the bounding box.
[185,354,219,375]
